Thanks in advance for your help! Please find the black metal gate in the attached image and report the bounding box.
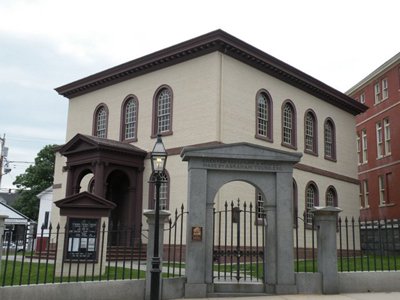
[212,199,266,282]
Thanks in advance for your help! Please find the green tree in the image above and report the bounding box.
[12,144,56,220]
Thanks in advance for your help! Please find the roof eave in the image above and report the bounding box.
[55,29,367,115]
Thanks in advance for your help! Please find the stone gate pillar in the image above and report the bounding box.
[184,168,209,298]
[312,206,342,294]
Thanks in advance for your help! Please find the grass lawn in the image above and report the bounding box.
[2,255,400,286]
[295,255,400,273]
[0,261,146,286]
[213,255,400,279]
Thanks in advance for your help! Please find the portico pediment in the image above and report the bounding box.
[59,133,147,157]
[55,191,116,210]
[55,191,116,217]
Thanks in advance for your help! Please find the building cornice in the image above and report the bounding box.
[55,29,367,115]
[346,52,400,95]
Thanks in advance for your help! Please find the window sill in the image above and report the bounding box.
[360,206,370,210]
[121,137,138,143]
[151,131,173,139]
[281,142,297,150]
[255,134,273,143]
[379,203,396,208]
[304,149,318,157]
[324,156,337,162]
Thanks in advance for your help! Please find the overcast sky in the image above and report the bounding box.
[0,0,399,191]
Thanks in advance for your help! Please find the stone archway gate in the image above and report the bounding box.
[181,143,302,297]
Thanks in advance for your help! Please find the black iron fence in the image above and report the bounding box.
[3,209,400,287]
[1,222,146,287]
[164,204,187,278]
[212,200,265,282]
[0,207,187,287]
[295,214,400,273]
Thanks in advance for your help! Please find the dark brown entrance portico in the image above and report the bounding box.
[59,134,146,243]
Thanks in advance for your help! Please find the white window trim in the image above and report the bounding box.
[363,180,369,208]
[360,93,365,104]
[374,82,381,104]
[384,118,391,155]
[356,134,361,165]
[376,122,383,159]
[378,176,385,205]
[382,78,388,100]
[361,129,368,164]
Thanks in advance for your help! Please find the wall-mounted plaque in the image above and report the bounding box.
[192,226,202,241]
[66,218,98,260]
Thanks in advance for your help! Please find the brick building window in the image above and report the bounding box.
[382,78,388,100]
[363,180,369,207]
[374,82,381,103]
[384,118,391,155]
[357,133,361,165]
[361,129,368,163]
[376,121,383,158]
[359,93,365,104]
[379,175,385,205]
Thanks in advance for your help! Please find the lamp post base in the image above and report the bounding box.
[150,256,161,300]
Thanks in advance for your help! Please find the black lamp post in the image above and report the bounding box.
[150,134,167,300]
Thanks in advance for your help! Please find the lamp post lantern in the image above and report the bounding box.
[150,134,167,300]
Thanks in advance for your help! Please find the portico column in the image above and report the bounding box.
[94,161,106,198]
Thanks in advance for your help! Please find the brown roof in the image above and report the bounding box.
[55,29,367,115]
[59,134,147,157]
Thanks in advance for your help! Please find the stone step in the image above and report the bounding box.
[208,292,270,298]
[210,282,267,298]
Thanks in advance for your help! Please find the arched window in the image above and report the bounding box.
[256,190,265,221]
[324,118,336,160]
[326,186,338,207]
[121,96,138,141]
[93,104,108,138]
[304,110,318,155]
[152,86,173,136]
[282,100,297,148]
[148,171,170,210]
[305,182,319,225]
[256,90,273,141]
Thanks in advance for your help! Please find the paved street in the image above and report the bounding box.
[181,292,400,300]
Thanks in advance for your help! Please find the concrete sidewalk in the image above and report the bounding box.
[181,292,400,300]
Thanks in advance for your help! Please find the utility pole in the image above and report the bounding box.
[0,134,6,189]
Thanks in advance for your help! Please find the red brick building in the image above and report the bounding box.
[347,52,400,220]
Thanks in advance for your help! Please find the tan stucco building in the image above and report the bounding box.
[52,30,366,241]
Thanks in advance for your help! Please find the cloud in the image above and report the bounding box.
[3,125,65,144]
